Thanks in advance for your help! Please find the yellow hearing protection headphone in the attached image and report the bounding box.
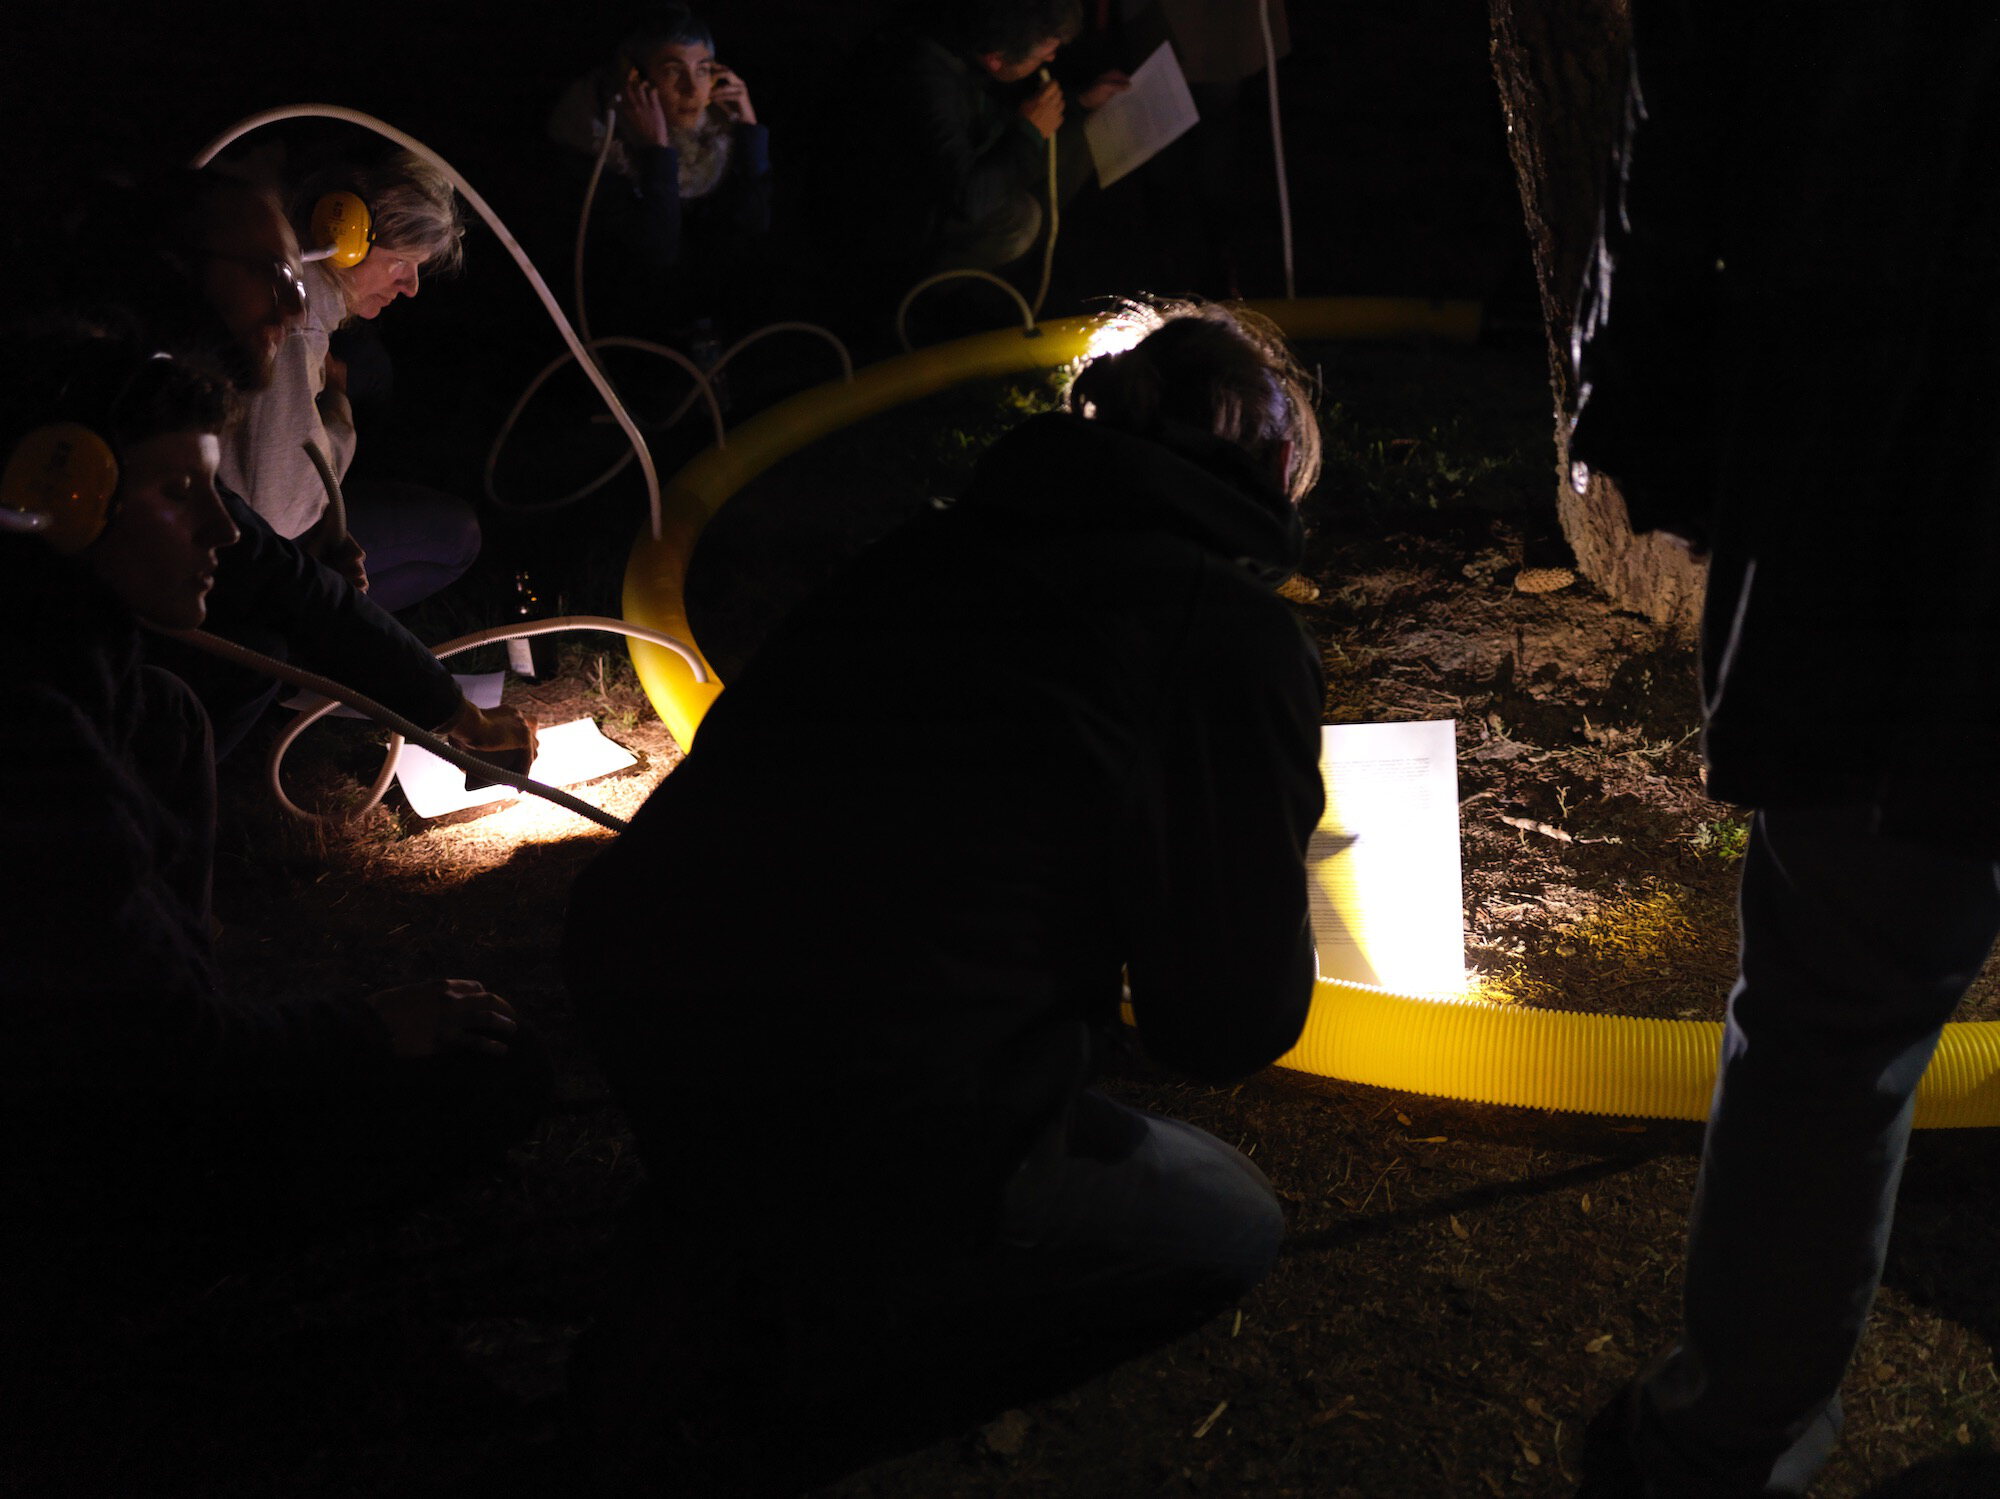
[305,189,375,269]
[0,423,121,554]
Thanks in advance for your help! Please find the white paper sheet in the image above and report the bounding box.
[1084,43,1201,189]
[394,717,637,820]
[1309,720,1465,994]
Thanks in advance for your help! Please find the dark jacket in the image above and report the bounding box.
[0,543,391,1102]
[563,413,1322,1246]
[824,19,1066,283]
[1570,5,2000,848]
[143,485,465,748]
[578,122,774,335]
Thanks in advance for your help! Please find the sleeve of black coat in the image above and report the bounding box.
[0,686,392,1099]
[184,488,465,731]
[1568,3,1727,541]
[1127,579,1323,1082]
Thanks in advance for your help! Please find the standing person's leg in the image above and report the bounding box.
[341,478,481,614]
[1632,804,2000,1495]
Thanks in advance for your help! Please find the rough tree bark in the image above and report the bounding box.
[1487,0,1705,633]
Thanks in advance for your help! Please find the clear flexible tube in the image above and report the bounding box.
[260,616,707,827]
[1260,0,1297,300]
[1030,71,1060,319]
[574,107,620,344]
[895,270,1040,353]
[192,104,669,540]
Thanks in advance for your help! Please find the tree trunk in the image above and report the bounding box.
[1488,0,1705,634]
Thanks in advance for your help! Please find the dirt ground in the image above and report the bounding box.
[13,343,2000,1499]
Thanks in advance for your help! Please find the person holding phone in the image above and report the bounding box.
[547,4,773,342]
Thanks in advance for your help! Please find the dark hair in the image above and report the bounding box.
[48,170,283,385]
[940,0,1084,63]
[0,321,237,465]
[616,4,716,67]
[1069,303,1322,503]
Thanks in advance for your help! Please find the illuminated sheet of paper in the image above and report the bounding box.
[1310,720,1465,994]
[395,717,636,820]
[1084,42,1200,189]
[284,671,504,721]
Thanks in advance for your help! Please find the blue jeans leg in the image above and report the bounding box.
[1637,805,2000,1494]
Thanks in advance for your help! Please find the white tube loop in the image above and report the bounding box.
[895,270,1040,353]
[162,624,648,832]
[487,336,726,514]
[261,615,707,828]
[192,104,669,540]
[1260,1,1297,301]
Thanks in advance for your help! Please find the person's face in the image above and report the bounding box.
[984,35,1062,83]
[639,40,718,127]
[196,194,306,392]
[84,431,239,630]
[344,247,423,319]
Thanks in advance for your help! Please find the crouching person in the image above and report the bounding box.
[0,328,549,1242]
[562,303,1325,1495]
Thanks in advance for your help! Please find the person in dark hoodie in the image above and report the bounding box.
[0,327,542,1239]
[1568,8,2000,1495]
[560,302,1324,1495]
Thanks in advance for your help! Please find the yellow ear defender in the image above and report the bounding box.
[0,422,120,554]
[306,189,375,268]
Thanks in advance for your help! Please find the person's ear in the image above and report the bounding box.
[976,50,1007,77]
[1273,437,1298,500]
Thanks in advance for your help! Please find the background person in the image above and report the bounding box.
[1569,6,2000,1494]
[812,0,1128,329]
[547,4,773,345]
[561,303,1324,1496]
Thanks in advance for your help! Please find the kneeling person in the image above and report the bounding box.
[563,304,1325,1495]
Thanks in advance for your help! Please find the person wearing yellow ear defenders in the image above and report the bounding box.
[219,150,479,617]
[51,169,533,771]
[0,325,549,1247]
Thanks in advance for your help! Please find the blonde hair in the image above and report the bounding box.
[1068,301,1321,503]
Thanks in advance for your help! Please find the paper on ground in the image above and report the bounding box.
[1084,42,1200,189]
[284,671,504,720]
[396,717,636,820]
[1310,720,1465,994]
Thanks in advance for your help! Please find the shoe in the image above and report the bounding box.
[1574,1380,1648,1497]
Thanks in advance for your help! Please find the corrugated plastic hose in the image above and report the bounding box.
[615,299,2000,1127]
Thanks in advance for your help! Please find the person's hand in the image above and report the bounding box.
[710,66,756,124]
[365,977,517,1059]
[1078,70,1132,111]
[443,699,540,780]
[615,71,671,149]
[1020,77,1065,139]
[318,530,368,592]
[322,352,348,397]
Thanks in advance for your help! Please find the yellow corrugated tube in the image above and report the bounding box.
[619,297,2000,1129]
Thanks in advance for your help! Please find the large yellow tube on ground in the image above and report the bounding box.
[620,296,2000,1128]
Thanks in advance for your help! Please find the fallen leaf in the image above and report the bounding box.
[981,1409,1032,1456]
[1519,1440,1542,1467]
[1579,1194,1593,1214]
[1586,1334,1614,1355]
[1523,1398,1549,1422]
[1450,1215,1470,1240]
[1957,1423,1974,1445]
[1395,1112,1413,1127]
